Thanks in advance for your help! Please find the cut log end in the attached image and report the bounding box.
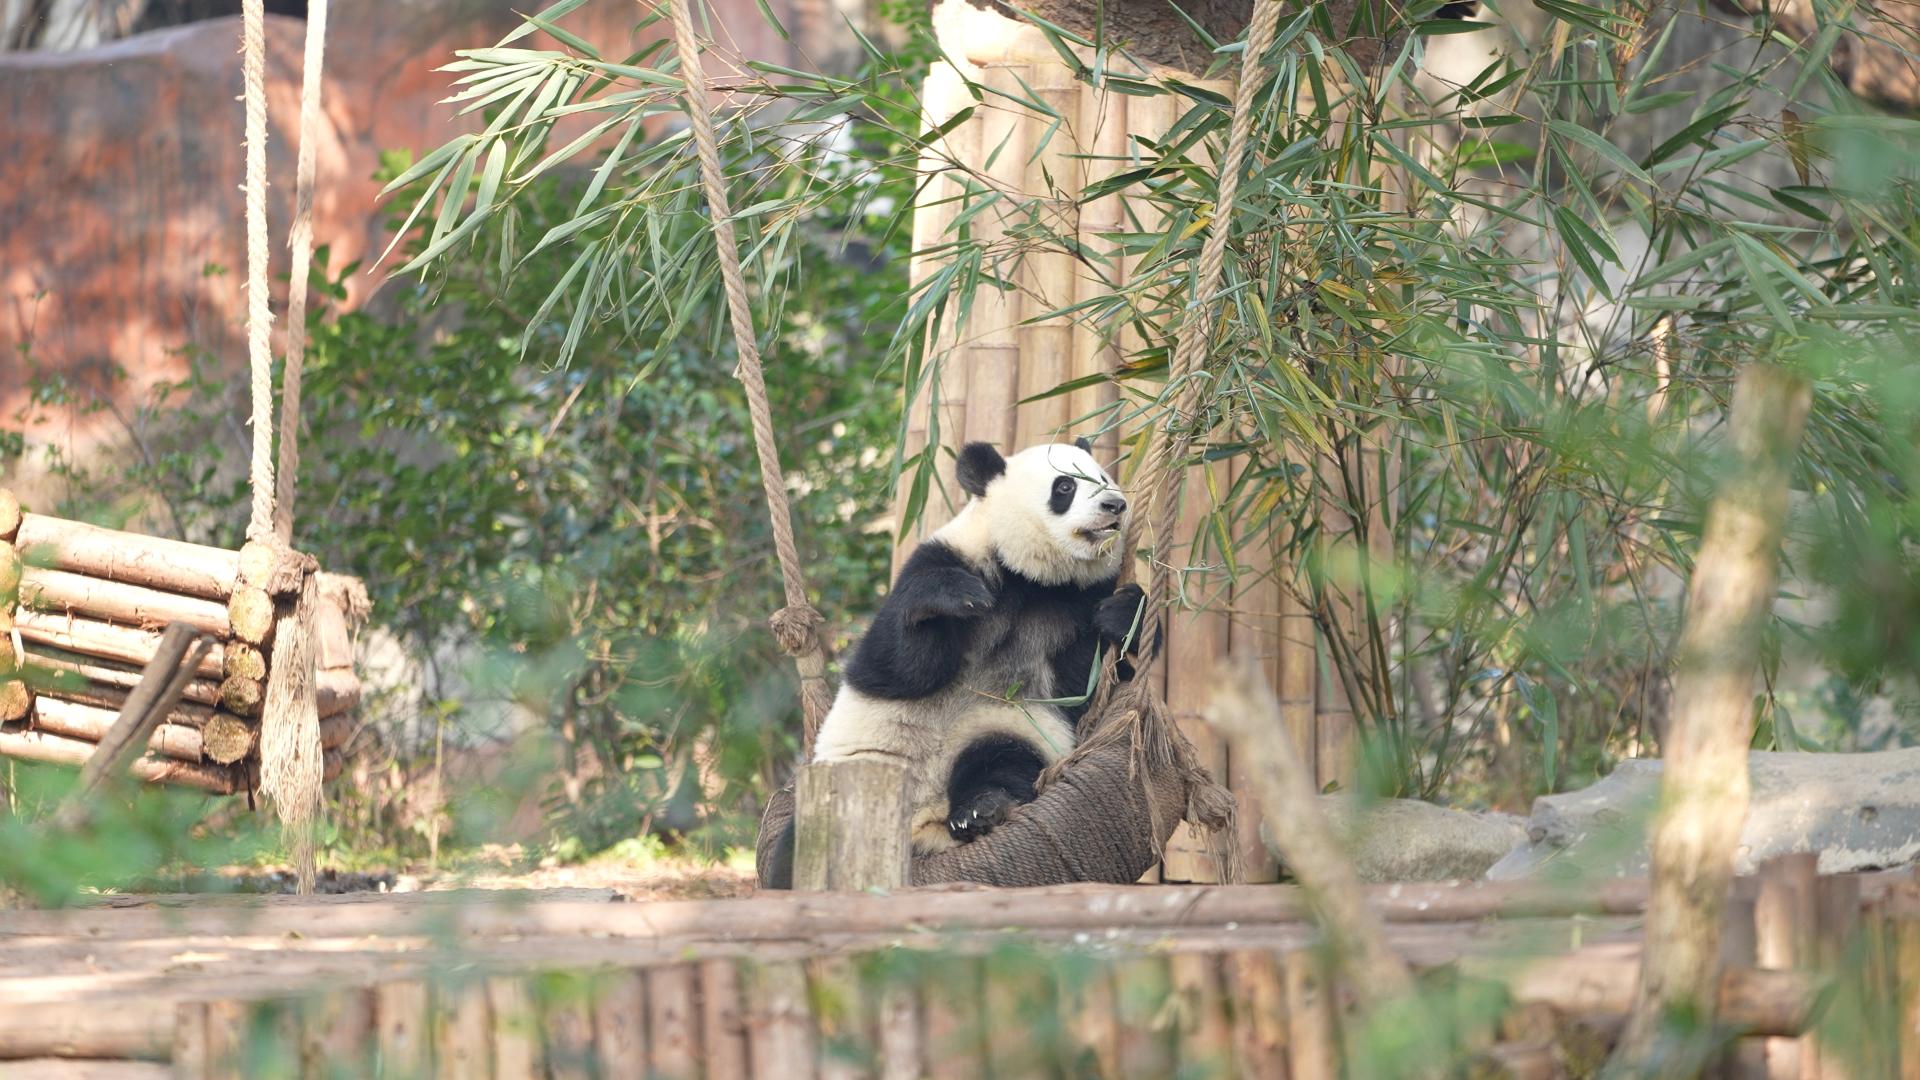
[0,680,30,723]
[219,676,264,718]
[0,543,20,598]
[201,713,258,765]
[237,541,316,595]
[224,641,268,682]
[0,490,20,543]
[228,587,277,646]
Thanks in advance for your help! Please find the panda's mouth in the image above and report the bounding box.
[1076,521,1123,543]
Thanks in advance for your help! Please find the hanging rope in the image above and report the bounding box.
[1056,0,1287,886]
[239,0,329,894]
[274,0,330,545]
[241,0,276,545]
[667,0,835,750]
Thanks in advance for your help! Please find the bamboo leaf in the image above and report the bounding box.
[1548,119,1652,185]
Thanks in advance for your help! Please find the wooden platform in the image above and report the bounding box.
[2,872,1915,1077]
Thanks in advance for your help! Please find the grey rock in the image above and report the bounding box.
[1486,748,1920,881]
[1296,796,1530,882]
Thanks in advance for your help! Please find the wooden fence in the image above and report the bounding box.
[6,864,1918,1077]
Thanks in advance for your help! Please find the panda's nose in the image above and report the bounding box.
[1100,495,1127,515]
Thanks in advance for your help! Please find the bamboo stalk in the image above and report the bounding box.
[590,971,647,1080]
[12,514,241,601]
[957,62,1029,456]
[1616,365,1813,1071]
[488,977,544,1080]
[1162,453,1231,884]
[1011,66,1079,451]
[18,568,231,637]
[434,979,492,1080]
[14,610,225,678]
[1067,79,1127,465]
[646,964,701,1080]
[1227,453,1284,883]
[743,960,817,1080]
[0,727,240,794]
[374,980,431,1079]
[700,958,751,1080]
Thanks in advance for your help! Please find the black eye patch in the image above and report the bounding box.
[1048,476,1077,515]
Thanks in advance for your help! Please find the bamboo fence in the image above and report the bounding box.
[895,0,1347,883]
[0,494,364,795]
[4,865,1915,1077]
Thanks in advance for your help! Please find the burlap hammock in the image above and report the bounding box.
[662,0,1284,888]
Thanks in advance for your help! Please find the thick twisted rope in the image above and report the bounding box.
[241,0,276,544]
[667,0,834,749]
[1058,0,1286,884]
[273,0,329,545]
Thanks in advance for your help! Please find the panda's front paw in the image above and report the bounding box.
[948,789,1019,842]
[1095,584,1148,650]
[906,568,996,624]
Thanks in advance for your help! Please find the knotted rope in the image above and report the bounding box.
[1054,0,1287,886]
[239,0,329,893]
[667,0,835,750]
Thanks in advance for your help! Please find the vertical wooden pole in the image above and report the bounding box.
[301,988,375,1080]
[744,960,818,1080]
[646,963,702,1080]
[433,978,493,1080]
[1810,874,1864,1079]
[1226,949,1290,1077]
[700,958,752,1080]
[1163,452,1231,883]
[1284,951,1338,1080]
[375,981,431,1079]
[1011,63,1079,451]
[1059,958,1122,1079]
[1897,915,1920,1080]
[793,759,910,891]
[1229,453,1285,882]
[1112,956,1175,1077]
[959,61,1029,457]
[1171,953,1235,1076]
[873,972,924,1080]
[812,954,876,1080]
[1068,82,1127,463]
[488,976,544,1080]
[174,1002,211,1080]
[1756,853,1818,1078]
[590,971,648,1080]
[920,956,986,1080]
[544,980,596,1080]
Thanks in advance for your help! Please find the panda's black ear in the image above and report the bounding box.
[955,442,1006,497]
[1073,436,1093,453]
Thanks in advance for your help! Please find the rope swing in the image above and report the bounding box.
[673,0,1283,884]
[238,0,330,894]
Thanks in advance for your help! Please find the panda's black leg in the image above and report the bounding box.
[946,735,1047,844]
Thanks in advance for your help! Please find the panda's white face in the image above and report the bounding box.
[961,442,1129,586]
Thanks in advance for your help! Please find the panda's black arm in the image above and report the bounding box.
[843,542,989,700]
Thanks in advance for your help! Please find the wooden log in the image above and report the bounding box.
[320,711,354,753]
[1225,949,1289,1078]
[432,980,492,1080]
[19,649,221,708]
[14,609,224,678]
[299,989,374,1080]
[488,977,544,1080]
[1227,454,1284,883]
[0,543,19,598]
[743,960,816,1080]
[1810,873,1864,1079]
[0,490,21,543]
[0,681,27,723]
[794,759,911,892]
[646,964,701,1080]
[59,625,214,814]
[0,1061,170,1079]
[30,697,209,763]
[218,676,263,719]
[18,568,230,637]
[810,954,873,1080]
[315,597,354,671]
[317,666,361,719]
[12,515,241,600]
[700,958,751,1080]
[173,1002,209,1080]
[1284,951,1338,1080]
[1059,958,1120,1080]
[1615,364,1812,1065]
[0,719,240,794]
[590,971,647,1080]
[374,980,431,1079]
[0,999,172,1061]
[1066,79,1125,463]
[543,980,596,1080]
[236,541,316,595]
[1162,452,1231,884]
[226,587,275,647]
[202,1000,249,1080]
[1756,855,1818,1076]
[983,950,1057,1078]
[199,713,256,765]
[1898,917,1920,1080]
[1493,953,1818,1037]
[223,642,266,682]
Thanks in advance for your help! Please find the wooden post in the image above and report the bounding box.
[1226,949,1290,1076]
[1615,364,1812,1070]
[488,976,545,1080]
[646,964,701,1079]
[375,980,431,1079]
[743,960,817,1080]
[699,958,752,1080]
[1285,950,1339,1080]
[793,759,910,891]
[433,979,493,1080]
[589,970,647,1079]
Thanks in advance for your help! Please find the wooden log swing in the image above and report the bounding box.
[0,0,360,891]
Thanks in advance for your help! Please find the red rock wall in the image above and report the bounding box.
[0,0,796,440]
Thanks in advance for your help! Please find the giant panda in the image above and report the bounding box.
[766,437,1149,881]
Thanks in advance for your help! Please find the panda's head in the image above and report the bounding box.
[949,437,1128,586]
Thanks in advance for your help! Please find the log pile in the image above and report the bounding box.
[0,492,365,795]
